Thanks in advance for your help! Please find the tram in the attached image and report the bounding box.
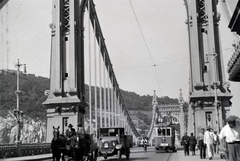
[154,122,177,153]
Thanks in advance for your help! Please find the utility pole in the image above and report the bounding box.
[207,52,220,133]
[14,59,26,156]
[213,53,220,133]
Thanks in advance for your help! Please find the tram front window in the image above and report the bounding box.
[162,128,166,136]
[167,128,171,136]
[157,129,162,136]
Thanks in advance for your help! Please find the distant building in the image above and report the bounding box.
[0,69,23,75]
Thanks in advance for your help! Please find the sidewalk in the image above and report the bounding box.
[0,153,52,161]
[172,149,226,161]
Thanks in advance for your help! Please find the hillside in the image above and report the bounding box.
[0,70,187,124]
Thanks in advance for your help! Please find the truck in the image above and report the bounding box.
[98,127,131,160]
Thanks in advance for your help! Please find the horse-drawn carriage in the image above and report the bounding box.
[51,126,98,161]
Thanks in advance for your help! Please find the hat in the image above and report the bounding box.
[206,126,211,130]
[68,124,73,127]
[226,115,237,123]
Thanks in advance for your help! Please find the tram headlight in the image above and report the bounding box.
[162,137,166,142]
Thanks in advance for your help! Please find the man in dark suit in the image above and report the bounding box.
[181,132,190,156]
[66,123,76,138]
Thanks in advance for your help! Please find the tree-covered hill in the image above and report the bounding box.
[0,70,187,123]
[0,71,49,120]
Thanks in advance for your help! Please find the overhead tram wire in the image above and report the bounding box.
[129,0,162,96]
[1,6,4,70]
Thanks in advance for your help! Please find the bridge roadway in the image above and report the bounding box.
[0,146,226,161]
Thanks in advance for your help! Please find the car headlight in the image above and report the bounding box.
[104,143,109,148]
[112,141,116,147]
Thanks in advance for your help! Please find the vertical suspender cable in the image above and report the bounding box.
[117,96,120,126]
[114,89,117,127]
[121,104,123,127]
[123,107,125,128]
[111,77,114,126]
[88,0,92,134]
[103,52,106,127]
[94,19,97,134]
[1,7,3,70]
[99,37,102,128]
[108,66,110,127]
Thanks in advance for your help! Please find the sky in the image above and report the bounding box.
[0,0,240,115]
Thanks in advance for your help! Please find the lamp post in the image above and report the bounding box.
[207,53,220,133]
[14,59,26,148]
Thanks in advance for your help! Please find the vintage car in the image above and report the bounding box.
[98,127,131,160]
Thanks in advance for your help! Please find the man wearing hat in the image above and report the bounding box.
[66,123,76,139]
[219,115,240,161]
[204,126,215,160]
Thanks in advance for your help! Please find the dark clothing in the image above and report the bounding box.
[227,142,240,161]
[189,136,197,145]
[190,136,197,155]
[181,135,190,156]
[190,144,196,155]
[183,144,189,156]
[198,140,206,159]
[66,128,76,138]
[189,136,197,155]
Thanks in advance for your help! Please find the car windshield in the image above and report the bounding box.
[99,128,124,137]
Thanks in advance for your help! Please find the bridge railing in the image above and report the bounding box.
[0,143,51,158]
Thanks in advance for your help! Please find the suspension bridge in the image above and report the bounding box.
[0,0,239,160]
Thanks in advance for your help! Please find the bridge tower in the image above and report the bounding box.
[179,89,185,138]
[185,0,232,135]
[147,90,158,142]
[43,0,86,142]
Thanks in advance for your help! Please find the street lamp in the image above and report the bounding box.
[14,59,26,145]
[207,52,220,133]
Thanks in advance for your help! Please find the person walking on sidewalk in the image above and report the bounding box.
[219,115,240,161]
[197,128,206,159]
[189,133,197,155]
[204,126,215,160]
[213,131,220,154]
[181,132,190,156]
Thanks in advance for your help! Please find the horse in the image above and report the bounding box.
[70,132,92,161]
[51,126,67,161]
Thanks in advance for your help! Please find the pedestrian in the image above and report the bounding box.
[181,132,190,156]
[219,115,240,161]
[213,131,220,154]
[197,128,206,159]
[189,132,197,155]
[204,126,215,160]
